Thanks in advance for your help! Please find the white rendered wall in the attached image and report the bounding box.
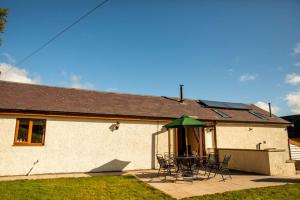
[216,123,290,160]
[0,115,168,176]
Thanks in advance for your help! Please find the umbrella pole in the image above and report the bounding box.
[168,128,170,158]
[198,128,201,156]
[175,128,178,156]
[185,127,188,156]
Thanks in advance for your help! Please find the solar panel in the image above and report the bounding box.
[199,100,249,110]
[249,110,268,120]
[212,109,231,118]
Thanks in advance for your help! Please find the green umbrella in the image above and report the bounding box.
[164,115,205,128]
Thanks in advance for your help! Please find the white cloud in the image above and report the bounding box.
[285,91,300,114]
[59,70,95,90]
[294,62,300,67]
[293,42,300,54]
[69,74,94,90]
[1,53,16,64]
[0,63,40,84]
[285,73,300,85]
[255,101,280,114]
[239,74,257,82]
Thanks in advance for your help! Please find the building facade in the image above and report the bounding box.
[0,81,294,176]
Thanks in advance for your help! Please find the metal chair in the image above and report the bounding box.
[204,154,217,177]
[208,154,232,181]
[156,154,174,178]
[194,155,208,175]
[164,152,175,159]
[163,152,176,171]
[216,155,232,181]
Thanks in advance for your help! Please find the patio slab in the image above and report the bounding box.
[134,170,300,199]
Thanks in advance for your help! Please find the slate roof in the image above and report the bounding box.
[0,81,289,124]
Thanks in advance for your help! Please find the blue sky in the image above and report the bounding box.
[0,0,300,115]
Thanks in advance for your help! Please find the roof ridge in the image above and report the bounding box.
[0,80,253,104]
[0,80,195,100]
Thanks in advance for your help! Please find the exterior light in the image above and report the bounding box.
[115,121,120,130]
[109,121,120,132]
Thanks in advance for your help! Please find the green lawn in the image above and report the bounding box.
[0,176,299,200]
[0,175,171,200]
[185,183,300,200]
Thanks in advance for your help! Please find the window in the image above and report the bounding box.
[249,110,268,120]
[211,109,231,118]
[14,119,46,146]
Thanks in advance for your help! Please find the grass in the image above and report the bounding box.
[0,176,300,200]
[0,175,172,200]
[185,183,300,200]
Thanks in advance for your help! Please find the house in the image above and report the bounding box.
[282,115,300,170]
[0,80,295,176]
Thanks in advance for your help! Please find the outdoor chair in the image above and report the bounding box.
[194,155,207,174]
[156,154,175,179]
[203,154,217,177]
[208,154,232,181]
[163,152,176,171]
[164,152,175,160]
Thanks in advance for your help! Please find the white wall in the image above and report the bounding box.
[216,123,290,160]
[0,116,292,176]
[219,149,295,176]
[204,128,214,149]
[0,115,168,176]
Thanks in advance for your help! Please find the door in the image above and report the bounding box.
[177,127,186,156]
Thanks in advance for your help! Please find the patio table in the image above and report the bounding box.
[176,156,196,166]
[175,156,198,181]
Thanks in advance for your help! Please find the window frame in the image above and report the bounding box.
[13,118,46,146]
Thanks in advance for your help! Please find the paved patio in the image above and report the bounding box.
[134,170,300,199]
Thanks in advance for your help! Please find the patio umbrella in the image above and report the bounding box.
[164,115,205,128]
[164,115,205,156]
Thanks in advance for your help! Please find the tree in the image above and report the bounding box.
[0,8,8,45]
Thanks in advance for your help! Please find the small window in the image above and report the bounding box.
[249,110,268,120]
[212,109,231,118]
[14,119,46,146]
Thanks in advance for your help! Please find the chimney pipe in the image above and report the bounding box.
[268,102,272,117]
[179,84,184,102]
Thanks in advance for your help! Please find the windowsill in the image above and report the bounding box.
[13,143,44,146]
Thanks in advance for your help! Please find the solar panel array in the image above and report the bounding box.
[199,100,250,110]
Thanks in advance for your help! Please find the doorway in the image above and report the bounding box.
[176,127,206,156]
[177,128,187,156]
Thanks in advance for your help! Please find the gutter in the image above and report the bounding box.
[0,109,291,126]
